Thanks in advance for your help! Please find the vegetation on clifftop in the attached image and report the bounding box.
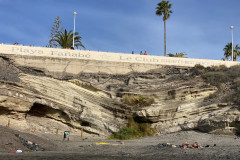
[200,64,240,104]
[223,42,240,61]
[48,16,85,49]
[167,52,187,58]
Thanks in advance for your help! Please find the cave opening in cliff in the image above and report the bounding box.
[27,103,49,117]
[26,103,71,123]
[81,121,90,126]
[0,107,11,115]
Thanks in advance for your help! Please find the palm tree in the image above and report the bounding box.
[235,45,240,60]
[156,0,173,56]
[223,43,240,61]
[54,29,85,49]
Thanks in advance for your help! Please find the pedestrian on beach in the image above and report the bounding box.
[144,51,148,55]
[140,51,143,55]
[63,131,70,141]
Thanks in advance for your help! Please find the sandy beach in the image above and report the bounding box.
[0,126,240,160]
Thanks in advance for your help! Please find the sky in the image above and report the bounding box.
[0,0,240,60]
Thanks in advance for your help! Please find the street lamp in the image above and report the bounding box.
[230,26,234,61]
[73,12,77,48]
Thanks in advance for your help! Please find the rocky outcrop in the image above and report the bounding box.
[132,79,240,135]
[1,53,240,137]
[0,68,130,137]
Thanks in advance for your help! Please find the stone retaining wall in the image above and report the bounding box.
[0,44,239,75]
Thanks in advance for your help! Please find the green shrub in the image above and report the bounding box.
[232,91,240,104]
[220,78,240,104]
[194,64,205,70]
[205,92,218,100]
[110,117,156,140]
[201,65,240,105]
[127,116,138,128]
[122,95,155,107]
[110,127,139,140]
[202,72,229,87]
[223,94,233,103]
[223,89,240,104]
[168,90,176,99]
[227,65,240,78]
[138,123,156,136]
[234,78,240,88]
[210,65,228,71]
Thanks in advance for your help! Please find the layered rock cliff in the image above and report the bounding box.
[0,53,240,137]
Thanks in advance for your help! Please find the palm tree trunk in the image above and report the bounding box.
[164,20,166,56]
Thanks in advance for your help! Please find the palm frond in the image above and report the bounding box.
[52,29,85,49]
[156,0,173,21]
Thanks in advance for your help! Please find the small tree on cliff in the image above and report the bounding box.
[49,16,64,48]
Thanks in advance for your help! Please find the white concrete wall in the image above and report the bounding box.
[0,44,239,68]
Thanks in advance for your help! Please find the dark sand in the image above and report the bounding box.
[0,126,240,160]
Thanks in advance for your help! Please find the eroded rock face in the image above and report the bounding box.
[0,54,240,137]
[0,73,130,137]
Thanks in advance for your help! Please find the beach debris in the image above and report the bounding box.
[16,150,23,153]
[5,142,13,145]
[158,143,180,148]
[14,134,43,151]
[27,141,33,145]
[95,142,125,146]
[96,142,110,145]
[182,142,202,149]
[204,144,216,148]
[10,150,23,154]
[171,145,177,148]
[158,142,203,149]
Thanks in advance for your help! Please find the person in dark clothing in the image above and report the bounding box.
[63,131,70,141]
